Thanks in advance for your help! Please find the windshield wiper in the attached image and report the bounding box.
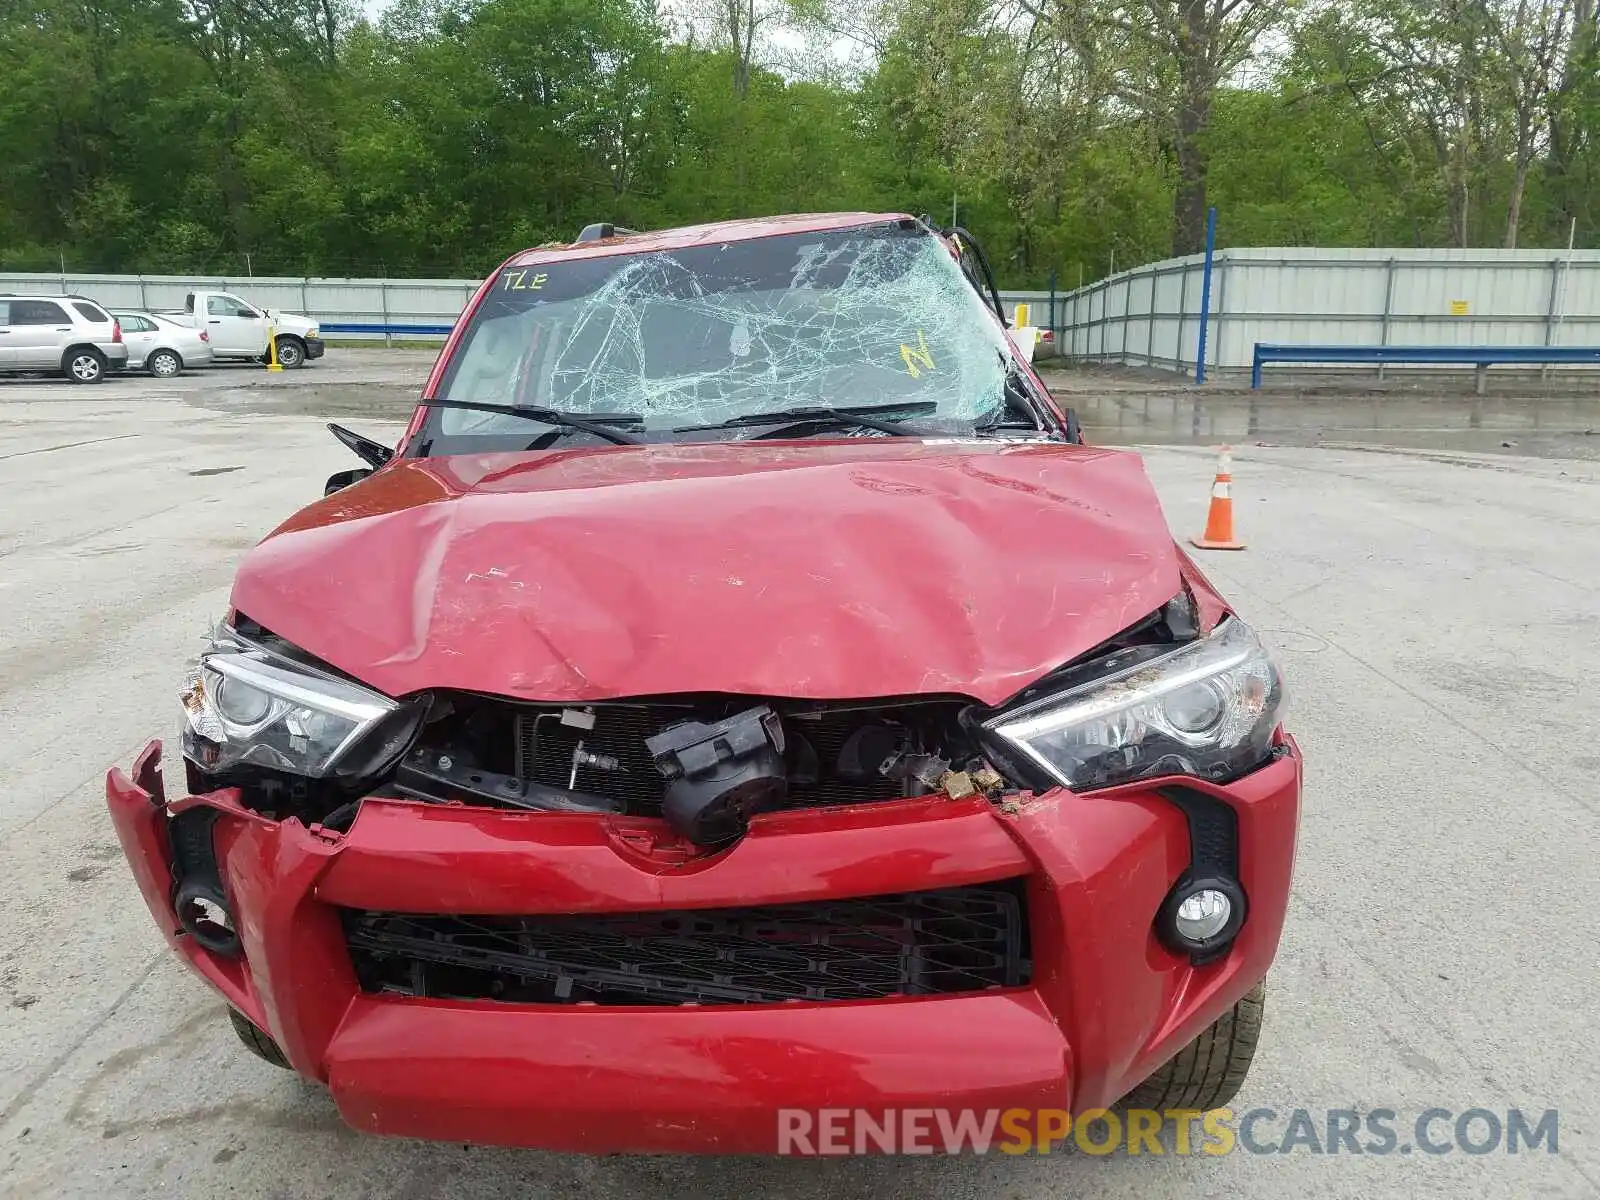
[673,402,939,438]
[421,399,644,446]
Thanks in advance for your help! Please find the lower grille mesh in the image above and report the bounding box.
[344,882,1031,1007]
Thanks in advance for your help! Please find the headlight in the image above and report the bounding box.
[180,628,423,779]
[985,617,1285,791]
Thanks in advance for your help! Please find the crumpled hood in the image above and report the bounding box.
[231,440,1182,706]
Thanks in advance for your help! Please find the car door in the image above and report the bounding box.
[9,298,74,369]
[0,302,13,367]
[206,293,266,355]
[117,314,157,366]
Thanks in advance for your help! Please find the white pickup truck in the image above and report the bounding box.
[160,290,325,368]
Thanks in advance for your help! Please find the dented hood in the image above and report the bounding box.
[231,440,1182,706]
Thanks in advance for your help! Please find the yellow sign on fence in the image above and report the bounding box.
[1449,300,1470,316]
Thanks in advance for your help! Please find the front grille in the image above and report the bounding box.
[515,705,906,815]
[344,882,1031,1007]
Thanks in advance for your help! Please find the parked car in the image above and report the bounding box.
[112,310,215,377]
[157,290,324,368]
[107,213,1298,1155]
[0,294,128,382]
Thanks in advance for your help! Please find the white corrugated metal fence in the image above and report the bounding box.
[1051,248,1600,377]
[8,252,1596,378]
[0,273,481,338]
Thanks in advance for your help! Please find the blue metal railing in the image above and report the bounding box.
[318,321,456,337]
[1252,343,1600,390]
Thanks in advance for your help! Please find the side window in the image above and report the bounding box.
[208,294,257,318]
[11,299,70,325]
[117,315,149,332]
[0,302,8,325]
[72,302,111,324]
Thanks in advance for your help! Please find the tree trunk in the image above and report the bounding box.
[1447,168,1470,247]
[1169,0,1215,257]
[1505,155,1531,248]
[318,0,338,62]
[1551,0,1596,224]
[726,0,753,99]
[1451,96,1471,247]
[1171,89,1210,256]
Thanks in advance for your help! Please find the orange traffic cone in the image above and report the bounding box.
[1190,446,1246,551]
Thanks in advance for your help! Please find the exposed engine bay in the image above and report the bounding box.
[387,694,1007,846]
[187,681,1013,848]
[183,596,1215,848]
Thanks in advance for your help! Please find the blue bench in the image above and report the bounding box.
[1251,343,1600,392]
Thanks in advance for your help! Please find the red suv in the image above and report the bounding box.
[108,213,1299,1154]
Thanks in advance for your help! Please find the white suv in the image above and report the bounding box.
[0,294,130,383]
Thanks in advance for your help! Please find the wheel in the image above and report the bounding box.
[1119,981,1264,1112]
[228,1008,290,1069]
[64,348,106,384]
[274,336,306,369]
[147,348,182,377]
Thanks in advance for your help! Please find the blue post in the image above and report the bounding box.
[1048,267,1057,344]
[1195,206,1217,385]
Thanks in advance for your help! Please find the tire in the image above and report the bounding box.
[147,348,182,378]
[274,336,306,369]
[227,1008,290,1069]
[1119,981,1265,1112]
[63,347,107,384]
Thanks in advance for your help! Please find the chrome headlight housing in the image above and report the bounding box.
[180,626,423,780]
[985,617,1286,791]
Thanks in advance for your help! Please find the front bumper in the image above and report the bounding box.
[107,740,1300,1154]
[304,336,325,360]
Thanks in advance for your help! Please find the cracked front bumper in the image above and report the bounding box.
[106,739,1300,1154]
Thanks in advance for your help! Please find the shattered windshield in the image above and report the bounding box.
[426,223,1012,443]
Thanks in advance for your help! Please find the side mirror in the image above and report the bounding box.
[326,468,373,496]
[328,422,393,469]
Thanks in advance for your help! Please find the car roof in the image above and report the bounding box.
[507,212,921,268]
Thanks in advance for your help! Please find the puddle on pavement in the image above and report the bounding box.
[186,382,419,421]
[182,371,1600,462]
[1075,391,1600,460]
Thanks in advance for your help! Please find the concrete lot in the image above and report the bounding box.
[2,352,1598,1198]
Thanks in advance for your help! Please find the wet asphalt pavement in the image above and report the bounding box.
[1049,365,1600,461]
[2,350,1598,1198]
[8,349,1597,459]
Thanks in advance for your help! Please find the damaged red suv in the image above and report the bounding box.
[108,213,1299,1154]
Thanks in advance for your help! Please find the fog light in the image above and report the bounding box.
[174,877,243,957]
[1157,875,1246,958]
[1176,888,1232,940]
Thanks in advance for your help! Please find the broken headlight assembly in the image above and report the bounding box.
[180,627,424,781]
[984,618,1285,791]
